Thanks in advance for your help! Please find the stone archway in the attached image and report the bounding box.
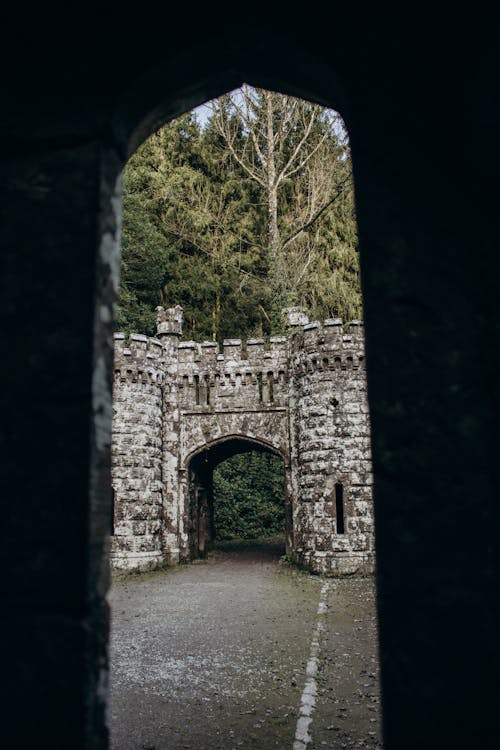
[3,17,499,750]
[185,436,290,559]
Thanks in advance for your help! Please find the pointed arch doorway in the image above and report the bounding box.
[185,436,292,559]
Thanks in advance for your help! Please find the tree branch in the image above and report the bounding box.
[280,130,329,182]
[277,107,320,183]
[281,178,350,252]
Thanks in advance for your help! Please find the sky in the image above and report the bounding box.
[191,87,348,143]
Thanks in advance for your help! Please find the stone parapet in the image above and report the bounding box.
[113,332,166,385]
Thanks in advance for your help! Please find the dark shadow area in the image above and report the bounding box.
[2,14,499,750]
[211,536,286,562]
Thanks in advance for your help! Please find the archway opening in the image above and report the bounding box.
[187,438,287,560]
[108,82,379,750]
[111,82,370,577]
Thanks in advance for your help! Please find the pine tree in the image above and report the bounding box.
[117,87,362,341]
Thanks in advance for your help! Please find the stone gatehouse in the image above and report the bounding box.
[111,306,374,576]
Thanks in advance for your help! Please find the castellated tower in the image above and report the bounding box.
[288,314,374,575]
[111,330,165,569]
[111,305,374,575]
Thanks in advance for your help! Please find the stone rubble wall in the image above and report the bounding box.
[110,311,375,575]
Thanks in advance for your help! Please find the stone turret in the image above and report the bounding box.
[155,306,184,563]
[111,331,165,570]
[289,319,373,575]
[156,304,183,337]
[283,306,309,327]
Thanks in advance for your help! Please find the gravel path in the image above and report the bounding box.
[108,540,383,750]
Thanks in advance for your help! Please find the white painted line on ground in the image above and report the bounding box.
[293,581,330,750]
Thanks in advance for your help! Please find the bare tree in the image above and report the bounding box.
[210,85,352,322]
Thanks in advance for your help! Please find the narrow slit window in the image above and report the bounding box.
[205,375,210,405]
[335,483,345,534]
[194,375,200,405]
[257,372,263,402]
[267,372,274,403]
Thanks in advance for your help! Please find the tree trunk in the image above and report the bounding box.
[265,92,283,329]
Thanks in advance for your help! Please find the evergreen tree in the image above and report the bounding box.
[117,87,361,341]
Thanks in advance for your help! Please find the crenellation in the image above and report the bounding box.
[178,341,198,366]
[222,342,244,370]
[323,318,343,327]
[130,333,148,342]
[199,341,219,367]
[347,320,364,341]
[269,336,287,353]
[303,321,321,331]
[147,339,163,359]
[246,338,267,362]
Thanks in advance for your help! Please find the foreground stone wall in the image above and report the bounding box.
[6,27,498,750]
[111,306,373,575]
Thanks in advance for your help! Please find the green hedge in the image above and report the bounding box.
[213,452,285,540]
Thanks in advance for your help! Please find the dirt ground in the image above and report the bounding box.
[108,540,383,750]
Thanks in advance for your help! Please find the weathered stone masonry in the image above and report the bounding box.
[111,305,374,576]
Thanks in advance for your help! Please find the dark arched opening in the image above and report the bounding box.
[3,17,496,750]
[186,437,290,559]
[108,80,374,749]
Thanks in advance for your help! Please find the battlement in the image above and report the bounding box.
[113,332,164,384]
[291,319,365,355]
[174,335,288,409]
[175,336,288,370]
[113,312,365,385]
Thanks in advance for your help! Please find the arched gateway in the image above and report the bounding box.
[185,436,288,559]
[111,305,374,575]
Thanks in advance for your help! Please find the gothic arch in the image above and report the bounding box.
[109,32,349,163]
[184,433,287,469]
[3,16,497,750]
[183,433,290,559]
